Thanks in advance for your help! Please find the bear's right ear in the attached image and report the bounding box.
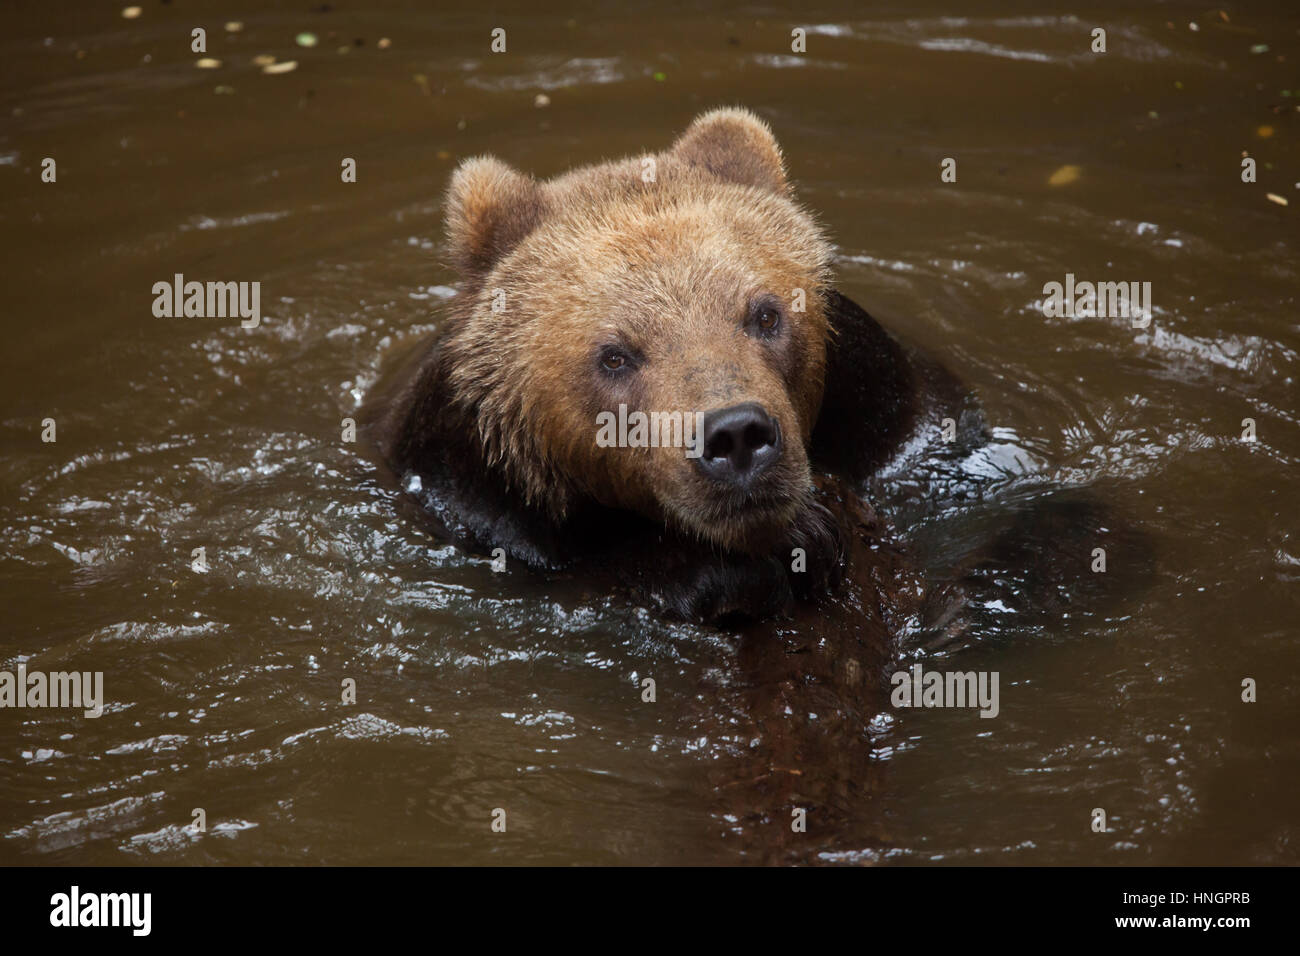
[670,108,790,195]
[444,156,545,275]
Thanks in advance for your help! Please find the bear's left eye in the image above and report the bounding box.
[748,301,783,338]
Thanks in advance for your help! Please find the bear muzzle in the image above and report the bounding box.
[693,402,783,491]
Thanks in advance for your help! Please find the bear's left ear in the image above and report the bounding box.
[444,156,546,275]
[670,107,789,195]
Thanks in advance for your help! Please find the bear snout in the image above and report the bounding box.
[694,402,782,490]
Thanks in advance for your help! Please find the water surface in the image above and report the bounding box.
[1,1,1297,864]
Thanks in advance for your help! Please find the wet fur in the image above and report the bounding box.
[366,108,988,623]
[368,290,971,622]
[364,111,1151,861]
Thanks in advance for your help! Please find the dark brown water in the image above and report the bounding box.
[1,1,1297,865]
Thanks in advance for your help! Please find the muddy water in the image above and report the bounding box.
[2,1,1297,865]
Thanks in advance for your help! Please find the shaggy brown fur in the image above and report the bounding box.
[364,112,1146,852]
[432,108,834,552]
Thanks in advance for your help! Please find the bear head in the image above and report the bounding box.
[436,108,835,556]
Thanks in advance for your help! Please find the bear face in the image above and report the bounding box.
[435,108,834,554]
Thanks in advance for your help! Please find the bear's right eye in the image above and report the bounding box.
[598,348,635,374]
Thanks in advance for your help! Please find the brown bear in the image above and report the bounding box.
[364,111,1150,857]
[367,107,982,624]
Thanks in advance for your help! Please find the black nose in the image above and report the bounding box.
[695,402,782,487]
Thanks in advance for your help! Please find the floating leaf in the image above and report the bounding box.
[1048,165,1082,186]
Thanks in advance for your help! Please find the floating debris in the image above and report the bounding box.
[1048,164,1081,186]
[214,85,235,95]
[121,6,142,19]
[262,60,298,75]
[1266,193,1288,206]
[378,37,392,49]
[653,71,667,82]
[1251,44,1270,55]
[1257,125,1275,138]
[534,93,551,108]
[252,54,277,67]
[296,32,318,48]
[225,21,243,33]
[196,58,222,69]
